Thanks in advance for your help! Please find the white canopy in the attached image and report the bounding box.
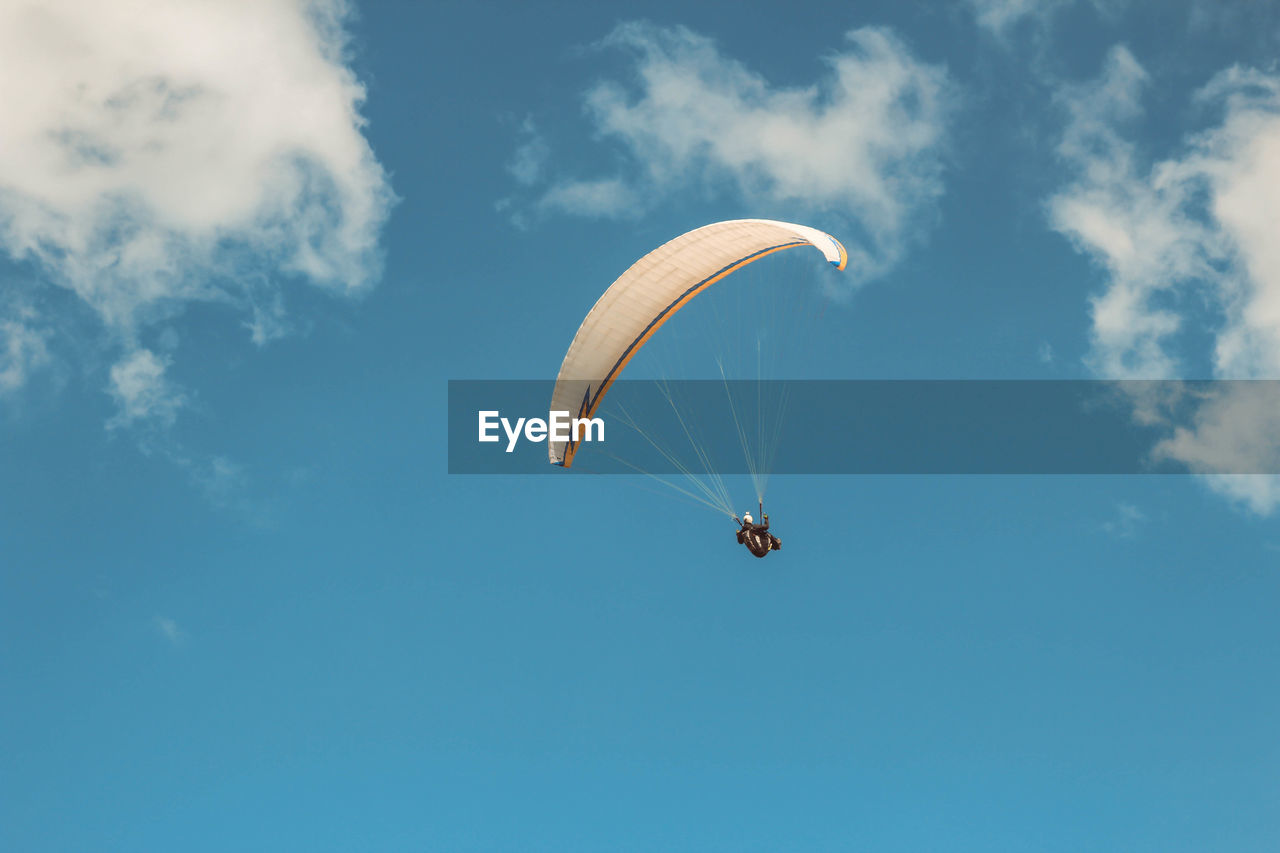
[549,219,847,466]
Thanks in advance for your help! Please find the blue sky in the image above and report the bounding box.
[4,1,1280,850]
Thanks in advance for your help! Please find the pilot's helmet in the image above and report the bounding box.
[743,512,754,525]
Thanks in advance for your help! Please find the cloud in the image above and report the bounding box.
[153,615,186,645]
[965,0,1127,39]
[0,0,394,404]
[1047,46,1211,379]
[1101,500,1146,538]
[538,177,638,219]
[509,22,953,286]
[0,311,51,393]
[1153,384,1280,475]
[966,0,1071,36]
[1150,383,1280,513]
[1049,47,1280,511]
[106,348,184,429]
[1051,48,1280,379]
[1193,68,1280,378]
[1201,475,1280,517]
[506,118,549,187]
[192,454,250,507]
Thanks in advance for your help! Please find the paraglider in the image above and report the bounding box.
[735,504,781,558]
[547,218,846,556]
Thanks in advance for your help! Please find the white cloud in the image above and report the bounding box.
[538,177,638,219]
[194,455,249,506]
[107,348,184,429]
[0,0,393,406]
[1201,475,1280,516]
[1052,49,1280,380]
[1050,48,1280,512]
[511,23,952,286]
[0,312,51,393]
[1048,46,1212,379]
[506,118,549,187]
[1150,383,1280,513]
[965,0,1127,38]
[1153,384,1280,475]
[153,615,186,645]
[1192,68,1280,378]
[1101,500,1146,538]
[967,0,1070,35]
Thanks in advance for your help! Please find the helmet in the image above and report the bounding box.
[743,512,753,524]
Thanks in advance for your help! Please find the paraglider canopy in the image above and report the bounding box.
[549,219,847,467]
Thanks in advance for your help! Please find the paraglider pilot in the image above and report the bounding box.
[735,506,781,558]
